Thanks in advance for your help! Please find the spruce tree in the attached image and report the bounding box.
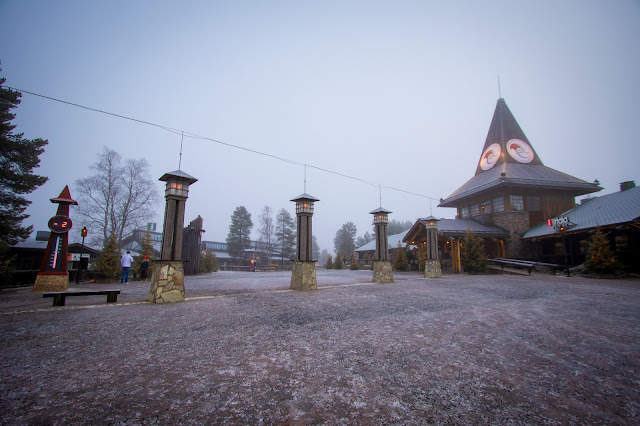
[394,241,407,271]
[461,228,487,273]
[585,227,618,274]
[275,209,296,262]
[96,234,121,281]
[226,206,253,264]
[0,67,48,255]
[334,252,343,269]
[350,252,359,270]
[325,254,333,269]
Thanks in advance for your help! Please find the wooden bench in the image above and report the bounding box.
[489,258,565,275]
[488,259,534,275]
[43,289,121,306]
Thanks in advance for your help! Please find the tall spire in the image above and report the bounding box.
[474,98,543,176]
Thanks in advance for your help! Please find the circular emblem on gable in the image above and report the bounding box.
[507,139,534,163]
[480,143,501,171]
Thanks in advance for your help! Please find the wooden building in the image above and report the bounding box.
[523,182,640,273]
[437,98,601,258]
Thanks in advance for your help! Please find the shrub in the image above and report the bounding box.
[461,228,487,273]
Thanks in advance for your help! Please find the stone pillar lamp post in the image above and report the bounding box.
[370,207,394,283]
[290,193,319,291]
[423,215,442,278]
[148,169,198,303]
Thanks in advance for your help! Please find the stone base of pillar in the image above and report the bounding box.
[33,273,69,292]
[424,259,442,278]
[372,260,394,283]
[148,261,185,303]
[290,261,317,291]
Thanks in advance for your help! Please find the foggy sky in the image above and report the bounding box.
[1,0,639,253]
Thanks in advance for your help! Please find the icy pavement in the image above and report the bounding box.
[1,270,639,424]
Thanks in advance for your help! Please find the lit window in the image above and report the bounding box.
[481,200,492,214]
[471,204,480,216]
[493,197,504,212]
[510,195,524,211]
[461,207,469,218]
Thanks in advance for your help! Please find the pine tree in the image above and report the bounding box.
[0,67,48,255]
[334,252,343,269]
[585,227,618,274]
[350,252,359,270]
[96,234,121,281]
[325,254,333,269]
[393,241,407,271]
[275,208,296,262]
[461,228,487,273]
[226,206,253,264]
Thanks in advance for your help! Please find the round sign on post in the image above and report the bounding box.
[48,215,72,233]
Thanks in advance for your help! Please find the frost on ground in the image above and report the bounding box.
[0,270,639,424]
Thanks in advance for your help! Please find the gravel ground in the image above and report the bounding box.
[1,270,639,424]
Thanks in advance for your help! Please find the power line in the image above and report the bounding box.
[7,85,441,203]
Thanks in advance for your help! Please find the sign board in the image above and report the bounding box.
[547,216,573,232]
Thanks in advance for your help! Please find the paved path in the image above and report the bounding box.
[1,270,639,424]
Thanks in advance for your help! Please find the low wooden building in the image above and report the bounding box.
[523,182,640,273]
[402,217,509,273]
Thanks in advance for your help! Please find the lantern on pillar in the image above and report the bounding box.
[290,193,319,262]
[422,215,439,260]
[369,207,392,261]
[159,170,198,261]
[289,192,319,291]
[369,207,394,283]
[422,215,442,278]
[148,169,197,304]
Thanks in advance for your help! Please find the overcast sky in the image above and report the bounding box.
[1,1,639,253]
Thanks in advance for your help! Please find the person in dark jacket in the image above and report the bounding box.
[140,255,150,282]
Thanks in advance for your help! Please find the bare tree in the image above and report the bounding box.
[75,147,159,247]
[258,205,275,266]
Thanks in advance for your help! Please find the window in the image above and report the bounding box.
[510,195,524,211]
[527,196,541,212]
[493,197,504,212]
[481,200,492,214]
[461,207,469,218]
[471,204,480,216]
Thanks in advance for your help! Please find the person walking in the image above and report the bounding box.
[120,251,134,283]
[140,255,150,282]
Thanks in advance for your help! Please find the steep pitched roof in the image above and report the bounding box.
[439,98,600,207]
[474,98,543,175]
[523,186,640,239]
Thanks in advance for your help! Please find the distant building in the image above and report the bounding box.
[7,231,99,286]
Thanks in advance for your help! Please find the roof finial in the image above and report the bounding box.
[498,75,502,99]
